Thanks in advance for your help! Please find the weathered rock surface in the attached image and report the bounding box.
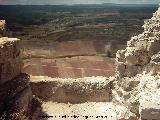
[29,96,43,120]
[1,87,32,120]
[0,73,30,114]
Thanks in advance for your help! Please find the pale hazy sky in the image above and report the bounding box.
[0,0,159,5]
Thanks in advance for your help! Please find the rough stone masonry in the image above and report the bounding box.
[114,4,160,120]
[116,5,160,78]
[0,22,35,120]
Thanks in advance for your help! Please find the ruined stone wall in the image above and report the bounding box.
[116,6,160,78]
[0,30,38,119]
[114,5,160,120]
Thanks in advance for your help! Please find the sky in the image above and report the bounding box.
[0,0,160,5]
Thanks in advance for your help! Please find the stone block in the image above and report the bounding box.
[0,59,23,85]
[119,78,140,92]
[149,53,160,75]
[116,62,126,78]
[147,40,160,54]
[125,49,150,66]
[151,52,160,63]
[125,54,138,66]
[135,40,148,50]
[139,91,160,120]
[127,36,138,47]
[125,65,141,77]
[116,62,142,78]
[0,37,21,62]
[125,47,139,66]
[116,50,125,62]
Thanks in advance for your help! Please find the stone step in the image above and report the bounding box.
[30,76,113,103]
[38,102,137,120]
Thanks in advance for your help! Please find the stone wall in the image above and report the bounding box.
[114,4,160,120]
[116,6,160,78]
[0,36,38,119]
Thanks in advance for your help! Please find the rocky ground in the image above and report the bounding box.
[39,102,134,120]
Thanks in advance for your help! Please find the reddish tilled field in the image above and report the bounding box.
[23,56,115,78]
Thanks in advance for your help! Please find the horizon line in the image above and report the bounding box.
[0,3,158,6]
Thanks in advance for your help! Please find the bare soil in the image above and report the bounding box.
[23,56,115,78]
[39,102,133,120]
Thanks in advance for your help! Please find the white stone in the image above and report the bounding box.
[139,91,160,120]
